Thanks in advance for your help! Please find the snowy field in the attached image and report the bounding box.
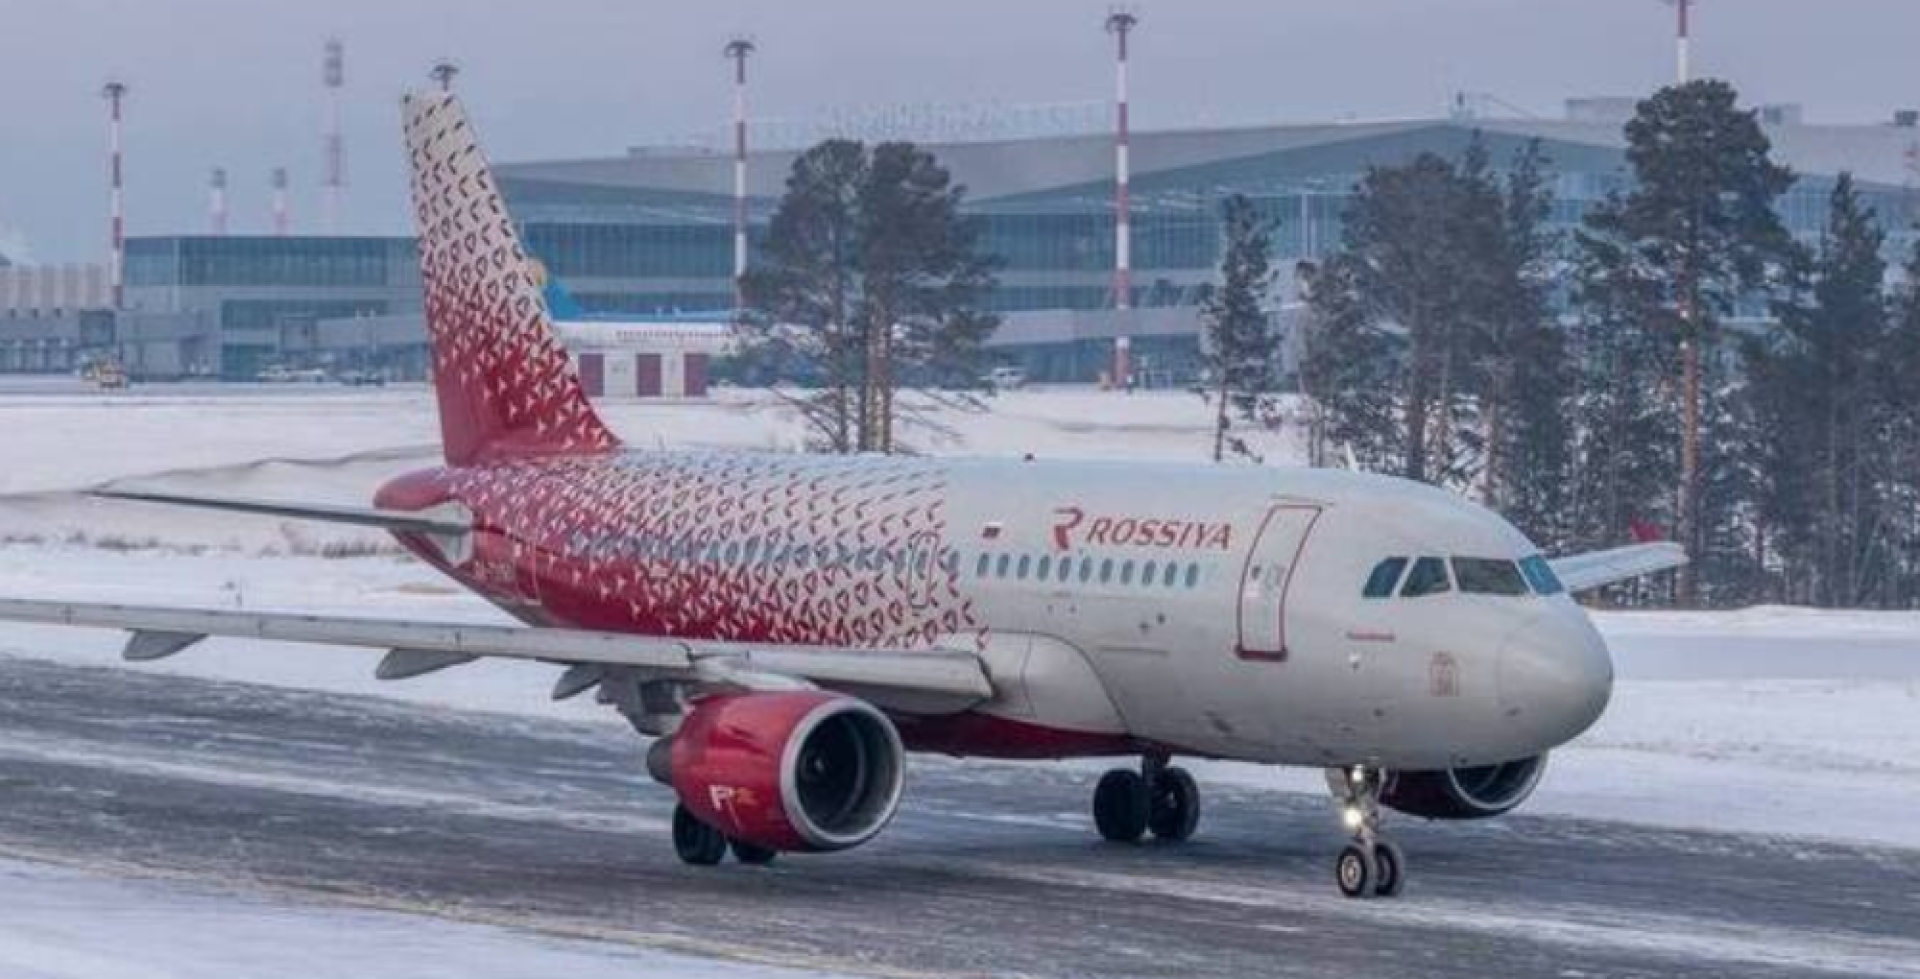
[0,379,1916,974]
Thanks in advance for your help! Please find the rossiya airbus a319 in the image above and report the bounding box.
[0,92,1685,898]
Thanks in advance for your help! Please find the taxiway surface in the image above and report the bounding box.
[0,655,1915,979]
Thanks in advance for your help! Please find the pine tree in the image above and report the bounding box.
[1883,241,1920,607]
[1745,175,1890,606]
[1304,140,1567,516]
[741,139,998,454]
[1297,257,1401,470]
[1577,80,1795,604]
[1568,211,1679,586]
[1474,141,1572,548]
[1308,151,1492,484]
[1200,194,1280,462]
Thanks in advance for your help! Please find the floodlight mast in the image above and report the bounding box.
[1664,0,1696,84]
[725,37,756,317]
[101,80,128,310]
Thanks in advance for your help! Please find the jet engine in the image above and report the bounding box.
[647,691,905,853]
[1381,754,1546,820]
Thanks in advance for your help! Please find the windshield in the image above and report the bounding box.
[1453,558,1528,596]
[1362,557,1409,598]
[1400,557,1451,598]
[1518,555,1565,596]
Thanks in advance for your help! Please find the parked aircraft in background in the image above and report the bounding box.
[0,93,1684,897]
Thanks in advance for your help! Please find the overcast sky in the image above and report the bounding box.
[4,0,1917,263]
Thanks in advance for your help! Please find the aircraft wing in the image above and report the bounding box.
[1548,542,1689,594]
[0,597,993,710]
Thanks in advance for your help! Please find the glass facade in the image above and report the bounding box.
[499,125,1920,326]
[126,236,417,289]
[122,236,420,379]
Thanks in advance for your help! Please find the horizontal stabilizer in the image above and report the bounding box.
[1549,542,1689,594]
[93,488,472,563]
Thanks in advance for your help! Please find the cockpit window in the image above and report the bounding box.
[1453,557,1528,596]
[1519,555,1565,596]
[1362,557,1409,598]
[1400,557,1451,598]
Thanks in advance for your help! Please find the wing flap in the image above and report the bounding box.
[0,598,993,703]
[1548,542,1688,594]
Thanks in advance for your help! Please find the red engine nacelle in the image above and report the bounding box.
[648,691,906,853]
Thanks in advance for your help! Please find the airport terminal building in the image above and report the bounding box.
[494,99,1920,382]
[8,100,1920,382]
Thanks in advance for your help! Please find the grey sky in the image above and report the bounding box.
[3,0,1916,262]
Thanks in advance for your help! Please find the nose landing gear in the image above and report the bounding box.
[1093,754,1201,844]
[1326,766,1405,899]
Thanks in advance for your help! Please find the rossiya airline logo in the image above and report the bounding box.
[1051,507,1233,551]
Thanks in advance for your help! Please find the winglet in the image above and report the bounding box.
[401,92,619,465]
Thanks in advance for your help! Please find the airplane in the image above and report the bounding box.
[0,92,1685,898]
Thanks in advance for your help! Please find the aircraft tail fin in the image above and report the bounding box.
[401,92,618,466]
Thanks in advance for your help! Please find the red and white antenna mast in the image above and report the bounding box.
[271,167,290,236]
[1105,8,1137,311]
[209,168,229,235]
[101,80,128,309]
[724,37,755,316]
[321,38,345,233]
[1665,0,1696,84]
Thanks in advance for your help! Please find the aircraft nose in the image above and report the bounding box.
[1497,611,1613,748]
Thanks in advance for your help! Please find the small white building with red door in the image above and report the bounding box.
[554,320,731,400]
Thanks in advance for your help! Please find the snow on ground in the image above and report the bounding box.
[0,857,848,979]
[2,380,1917,855]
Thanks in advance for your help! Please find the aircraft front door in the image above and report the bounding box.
[1236,504,1322,661]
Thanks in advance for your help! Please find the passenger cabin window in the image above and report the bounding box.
[1453,557,1528,596]
[1519,555,1565,596]
[1362,557,1409,598]
[1400,557,1451,598]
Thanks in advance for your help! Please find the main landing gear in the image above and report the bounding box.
[671,804,777,867]
[1092,754,1201,844]
[1326,766,1405,899]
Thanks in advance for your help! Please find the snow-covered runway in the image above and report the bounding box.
[0,654,1915,979]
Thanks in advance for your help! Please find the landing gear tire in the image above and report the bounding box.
[730,838,778,866]
[1371,841,1406,898]
[672,803,728,866]
[1326,766,1406,899]
[1147,766,1201,842]
[1335,843,1375,899]
[1093,769,1150,843]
